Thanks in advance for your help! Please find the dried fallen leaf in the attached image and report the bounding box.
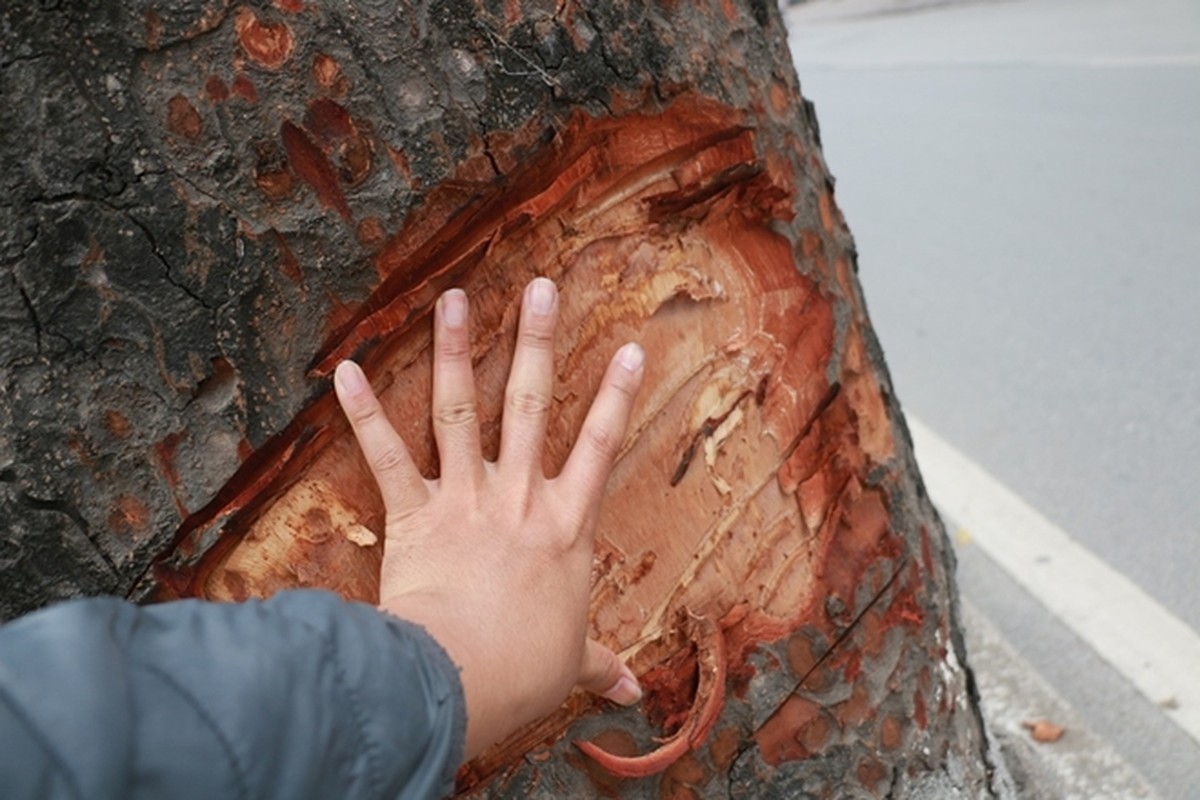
[1022,719,1065,743]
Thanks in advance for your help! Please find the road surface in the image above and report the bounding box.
[784,0,1200,796]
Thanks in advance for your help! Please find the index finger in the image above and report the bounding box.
[334,360,429,522]
[556,343,645,523]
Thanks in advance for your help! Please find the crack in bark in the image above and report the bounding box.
[29,191,108,207]
[474,19,561,89]
[580,6,630,89]
[479,135,503,179]
[15,284,43,356]
[18,194,219,398]
[884,764,901,798]
[959,628,1005,799]
[172,172,259,237]
[123,210,216,314]
[0,51,55,70]
[18,491,120,577]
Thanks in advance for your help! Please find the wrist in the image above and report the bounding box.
[380,592,509,758]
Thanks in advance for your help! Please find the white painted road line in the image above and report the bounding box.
[907,416,1200,748]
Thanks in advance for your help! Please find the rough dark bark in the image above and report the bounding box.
[0,1,1008,797]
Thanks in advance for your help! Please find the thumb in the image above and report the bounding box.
[578,639,642,706]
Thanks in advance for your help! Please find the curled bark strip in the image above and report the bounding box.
[576,726,693,779]
[576,614,727,778]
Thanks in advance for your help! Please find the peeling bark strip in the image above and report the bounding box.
[576,613,727,777]
[1,1,1004,797]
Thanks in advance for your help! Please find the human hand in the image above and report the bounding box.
[333,278,645,758]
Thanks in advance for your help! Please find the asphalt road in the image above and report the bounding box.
[784,0,1200,796]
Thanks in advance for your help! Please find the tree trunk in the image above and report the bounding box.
[0,1,1008,796]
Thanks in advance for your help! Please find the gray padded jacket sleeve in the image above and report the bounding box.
[0,590,466,800]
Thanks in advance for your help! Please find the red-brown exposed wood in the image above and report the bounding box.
[166,94,203,140]
[231,74,258,103]
[280,119,353,222]
[235,7,295,71]
[134,88,944,792]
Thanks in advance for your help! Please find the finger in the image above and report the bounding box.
[432,289,484,482]
[334,360,428,520]
[578,639,642,706]
[499,278,558,475]
[558,342,645,521]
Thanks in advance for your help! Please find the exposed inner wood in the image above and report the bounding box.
[147,94,896,781]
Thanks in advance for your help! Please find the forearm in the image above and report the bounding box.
[0,591,466,800]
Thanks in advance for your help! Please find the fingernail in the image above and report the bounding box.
[528,277,556,316]
[602,664,643,706]
[441,289,467,329]
[335,360,367,395]
[616,342,645,372]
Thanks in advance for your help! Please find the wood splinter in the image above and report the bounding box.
[576,613,727,778]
